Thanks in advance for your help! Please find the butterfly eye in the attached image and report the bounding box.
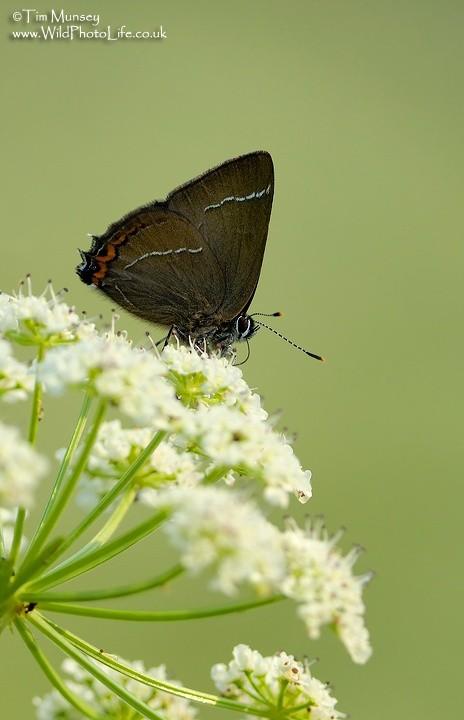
[236,315,251,338]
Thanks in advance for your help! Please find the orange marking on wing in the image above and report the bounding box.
[90,216,155,285]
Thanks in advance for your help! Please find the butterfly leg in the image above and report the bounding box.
[161,325,174,350]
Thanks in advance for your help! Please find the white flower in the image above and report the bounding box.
[183,404,312,507]
[39,334,183,426]
[0,284,82,344]
[281,519,372,664]
[0,422,48,509]
[33,657,196,720]
[211,645,345,720]
[150,486,285,595]
[0,338,33,401]
[162,344,264,415]
[76,420,201,508]
[0,508,27,554]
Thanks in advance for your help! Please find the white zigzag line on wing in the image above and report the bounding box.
[204,184,271,213]
[124,247,203,270]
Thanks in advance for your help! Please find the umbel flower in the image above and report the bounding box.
[0,421,48,508]
[0,282,372,720]
[211,644,345,720]
[34,658,197,720]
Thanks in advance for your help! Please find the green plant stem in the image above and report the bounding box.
[8,508,26,568]
[9,345,45,566]
[21,563,184,603]
[202,465,229,485]
[28,345,45,445]
[31,430,167,572]
[27,613,165,720]
[11,399,107,590]
[25,510,168,593]
[22,391,93,566]
[18,485,136,597]
[32,594,285,621]
[8,537,65,595]
[90,485,137,546]
[14,618,105,720]
[29,612,276,718]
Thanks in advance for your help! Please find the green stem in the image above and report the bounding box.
[31,594,285,621]
[276,679,289,710]
[20,485,137,595]
[14,618,105,720]
[29,612,275,718]
[8,509,26,568]
[283,702,314,716]
[22,391,93,566]
[90,485,137,546]
[12,400,107,589]
[27,613,165,720]
[9,345,45,566]
[25,510,168,593]
[33,430,167,570]
[245,671,274,706]
[202,465,229,485]
[8,537,65,595]
[21,563,184,603]
[28,344,45,444]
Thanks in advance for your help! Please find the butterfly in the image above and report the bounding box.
[77,151,274,355]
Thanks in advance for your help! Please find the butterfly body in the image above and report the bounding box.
[77,151,273,354]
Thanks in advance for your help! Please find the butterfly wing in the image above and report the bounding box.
[77,205,223,327]
[167,151,274,320]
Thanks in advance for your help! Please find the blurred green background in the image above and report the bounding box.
[1,0,462,717]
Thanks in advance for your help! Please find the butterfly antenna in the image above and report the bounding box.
[254,320,324,362]
[251,311,283,318]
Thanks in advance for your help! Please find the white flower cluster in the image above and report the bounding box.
[184,404,312,506]
[0,422,48,509]
[39,334,182,427]
[162,343,259,412]
[0,338,33,401]
[33,657,196,720]
[77,419,201,508]
[211,644,345,720]
[0,284,82,345]
[151,486,285,595]
[152,485,371,662]
[0,285,372,668]
[281,519,372,664]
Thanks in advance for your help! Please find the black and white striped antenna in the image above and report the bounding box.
[251,312,324,362]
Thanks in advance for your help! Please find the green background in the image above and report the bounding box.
[1,1,462,717]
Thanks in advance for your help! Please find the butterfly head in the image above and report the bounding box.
[235,315,258,341]
[192,314,258,355]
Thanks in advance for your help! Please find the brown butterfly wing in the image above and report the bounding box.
[167,151,274,321]
[78,205,223,328]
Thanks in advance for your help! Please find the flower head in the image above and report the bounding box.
[281,519,372,663]
[150,486,285,595]
[0,338,33,401]
[0,422,48,509]
[33,657,196,720]
[0,282,83,346]
[162,344,264,416]
[76,419,201,508]
[39,333,183,426]
[211,645,345,720]
[183,404,312,506]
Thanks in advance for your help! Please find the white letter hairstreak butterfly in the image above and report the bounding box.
[77,151,323,361]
